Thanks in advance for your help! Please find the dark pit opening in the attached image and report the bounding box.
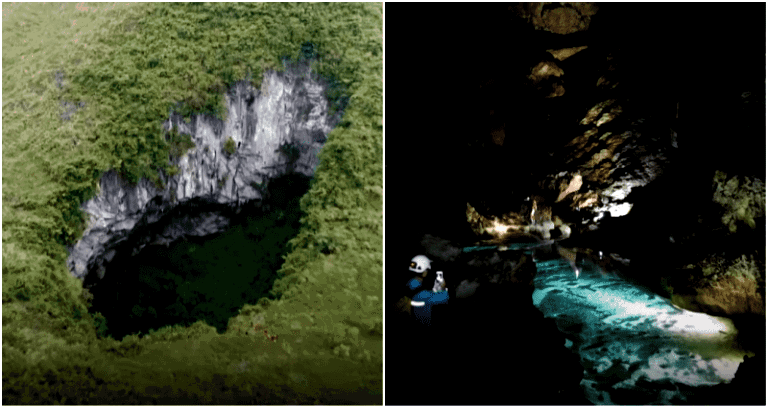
[86,174,311,341]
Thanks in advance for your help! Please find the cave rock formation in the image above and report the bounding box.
[67,64,338,282]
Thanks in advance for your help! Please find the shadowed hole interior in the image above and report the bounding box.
[86,174,311,341]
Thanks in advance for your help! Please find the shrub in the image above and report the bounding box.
[167,126,196,160]
[184,320,218,339]
[91,312,110,339]
[217,175,229,189]
[692,254,764,288]
[728,254,763,284]
[223,137,237,156]
[713,170,766,233]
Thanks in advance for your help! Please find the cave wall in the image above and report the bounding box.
[385,3,764,404]
[387,3,765,274]
[67,62,338,282]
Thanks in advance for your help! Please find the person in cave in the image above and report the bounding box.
[399,255,450,327]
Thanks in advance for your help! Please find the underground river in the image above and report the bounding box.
[532,253,753,404]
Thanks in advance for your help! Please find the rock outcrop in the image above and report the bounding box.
[509,3,599,35]
[671,254,766,317]
[67,63,339,282]
[672,275,765,316]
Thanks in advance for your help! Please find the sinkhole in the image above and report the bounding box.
[85,174,311,341]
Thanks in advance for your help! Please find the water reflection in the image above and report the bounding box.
[532,256,750,404]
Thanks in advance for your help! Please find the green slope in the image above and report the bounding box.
[2,2,382,404]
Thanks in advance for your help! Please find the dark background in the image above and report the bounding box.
[385,3,765,405]
[386,3,765,249]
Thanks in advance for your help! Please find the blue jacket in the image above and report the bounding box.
[406,277,424,296]
[411,289,449,326]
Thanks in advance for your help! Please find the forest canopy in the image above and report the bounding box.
[2,3,382,404]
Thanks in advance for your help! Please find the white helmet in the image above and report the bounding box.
[409,255,432,273]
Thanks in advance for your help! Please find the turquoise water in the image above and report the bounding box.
[532,255,749,404]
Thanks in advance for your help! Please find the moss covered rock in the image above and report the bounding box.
[713,170,765,233]
[671,255,765,316]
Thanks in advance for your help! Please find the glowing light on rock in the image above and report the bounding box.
[490,220,511,235]
[609,202,632,217]
[658,306,731,338]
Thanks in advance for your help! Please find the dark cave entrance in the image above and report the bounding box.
[86,174,311,341]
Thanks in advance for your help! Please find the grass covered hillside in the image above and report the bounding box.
[2,2,382,404]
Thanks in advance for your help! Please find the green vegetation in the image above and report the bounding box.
[712,170,765,233]
[167,125,196,161]
[217,174,229,189]
[223,136,236,156]
[685,254,764,288]
[3,2,382,404]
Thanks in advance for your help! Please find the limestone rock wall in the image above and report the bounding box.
[443,4,763,301]
[67,64,337,281]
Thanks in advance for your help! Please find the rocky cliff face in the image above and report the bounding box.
[67,63,338,282]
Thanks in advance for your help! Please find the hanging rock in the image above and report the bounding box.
[509,3,599,35]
